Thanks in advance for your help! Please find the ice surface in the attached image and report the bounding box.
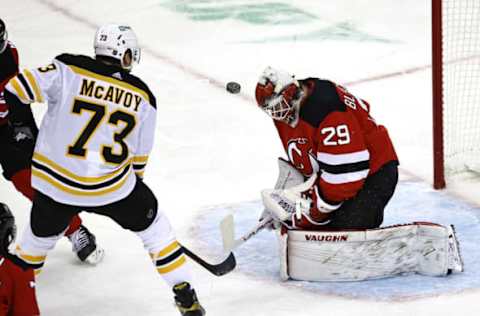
[194,181,480,301]
[2,0,480,315]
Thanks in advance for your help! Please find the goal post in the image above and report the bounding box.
[431,0,480,189]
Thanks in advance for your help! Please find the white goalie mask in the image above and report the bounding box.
[255,66,302,127]
[94,24,141,71]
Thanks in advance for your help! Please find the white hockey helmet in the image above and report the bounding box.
[94,24,140,71]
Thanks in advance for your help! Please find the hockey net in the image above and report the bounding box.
[432,0,480,189]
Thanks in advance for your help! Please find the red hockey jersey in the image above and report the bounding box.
[0,42,19,125]
[274,79,398,223]
[0,257,40,316]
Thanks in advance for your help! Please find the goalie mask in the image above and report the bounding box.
[0,19,8,54]
[0,203,16,252]
[94,24,141,71]
[255,66,303,127]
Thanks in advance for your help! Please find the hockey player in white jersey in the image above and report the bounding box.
[4,24,205,315]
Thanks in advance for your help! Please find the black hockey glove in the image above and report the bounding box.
[10,122,37,156]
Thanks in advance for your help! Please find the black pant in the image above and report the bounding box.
[325,161,399,229]
[30,179,158,237]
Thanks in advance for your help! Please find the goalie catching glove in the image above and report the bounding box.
[261,158,343,229]
[259,158,305,229]
[262,173,330,229]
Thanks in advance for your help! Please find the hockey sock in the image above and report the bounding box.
[15,245,46,276]
[135,210,193,287]
[64,215,83,237]
[11,168,34,201]
[17,220,64,276]
[149,240,193,288]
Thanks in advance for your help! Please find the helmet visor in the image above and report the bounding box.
[122,47,141,70]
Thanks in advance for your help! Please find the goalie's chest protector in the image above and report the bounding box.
[274,78,398,202]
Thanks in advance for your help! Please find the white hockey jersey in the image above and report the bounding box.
[6,54,156,206]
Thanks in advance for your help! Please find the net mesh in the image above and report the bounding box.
[442,0,480,174]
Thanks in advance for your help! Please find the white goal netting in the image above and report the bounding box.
[442,0,480,175]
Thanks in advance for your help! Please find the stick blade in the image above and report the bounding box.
[212,252,236,276]
[181,245,236,276]
[220,214,235,252]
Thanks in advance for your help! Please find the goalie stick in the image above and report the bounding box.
[220,174,317,251]
[180,244,236,276]
[220,214,274,252]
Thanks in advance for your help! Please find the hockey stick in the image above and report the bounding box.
[220,214,275,252]
[180,245,236,276]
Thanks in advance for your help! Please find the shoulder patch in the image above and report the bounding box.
[299,79,346,127]
[56,54,156,108]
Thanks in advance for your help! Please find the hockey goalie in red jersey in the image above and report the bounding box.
[254,66,463,282]
[255,66,398,230]
[0,203,40,316]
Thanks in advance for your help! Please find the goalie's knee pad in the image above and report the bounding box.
[278,222,464,282]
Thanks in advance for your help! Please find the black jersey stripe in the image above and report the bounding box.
[318,160,370,175]
[155,248,184,266]
[17,73,35,101]
[32,159,131,190]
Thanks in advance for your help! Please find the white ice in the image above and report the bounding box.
[2,0,480,315]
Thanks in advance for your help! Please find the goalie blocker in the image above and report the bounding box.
[277,222,463,282]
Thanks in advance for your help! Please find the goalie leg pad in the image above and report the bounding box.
[281,222,463,282]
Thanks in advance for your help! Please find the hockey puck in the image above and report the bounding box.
[226,81,241,94]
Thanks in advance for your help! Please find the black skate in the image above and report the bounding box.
[68,225,105,264]
[173,282,206,316]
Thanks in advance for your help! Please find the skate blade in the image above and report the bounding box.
[84,247,105,265]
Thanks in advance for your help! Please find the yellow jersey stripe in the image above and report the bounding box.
[156,256,186,274]
[9,78,30,103]
[33,152,131,184]
[23,69,45,103]
[68,65,150,103]
[32,168,130,196]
